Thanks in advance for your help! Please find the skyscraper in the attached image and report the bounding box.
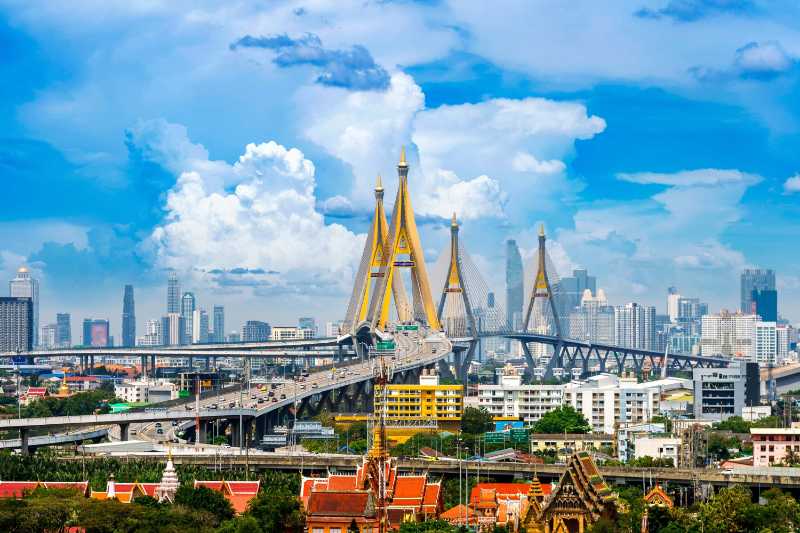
[505,239,523,331]
[614,302,655,350]
[192,308,209,343]
[559,268,597,316]
[39,324,57,349]
[0,297,33,351]
[181,292,195,345]
[298,317,317,337]
[9,267,39,347]
[82,319,110,347]
[122,284,136,347]
[161,313,184,346]
[243,321,271,342]
[56,313,71,347]
[741,269,775,314]
[666,286,681,323]
[752,289,778,322]
[167,271,181,314]
[212,305,224,343]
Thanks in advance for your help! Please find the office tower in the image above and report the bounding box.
[777,325,790,364]
[192,308,209,343]
[9,267,39,347]
[82,319,110,347]
[161,313,184,346]
[139,319,162,346]
[505,239,523,331]
[56,313,71,347]
[755,321,777,366]
[167,271,180,314]
[325,320,344,337]
[752,289,778,322]
[121,284,136,347]
[243,320,270,342]
[180,292,195,345]
[693,364,746,422]
[559,268,597,317]
[568,289,614,344]
[39,323,57,349]
[741,269,775,314]
[700,311,758,360]
[666,286,681,323]
[212,305,224,343]
[0,297,33,351]
[298,317,317,337]
[614,302,655,350]
[487,292,495,309]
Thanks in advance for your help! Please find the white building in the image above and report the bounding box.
[114,379,178,404]
[568,289,614,345]
[325,320,344,338]
[192,309,209,344]
[270,326,314,340]
[9,266,39,347]
[614,303,655,351]
[477,365,563,424]
[634,436,681,464]
[39,323,57,349]
[777,324,790,364]
[700,311,757,360]
[755,321,777,365]
[138,319,162,347]
[563,374,690,434]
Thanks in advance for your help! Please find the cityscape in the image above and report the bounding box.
[2,2,800,533]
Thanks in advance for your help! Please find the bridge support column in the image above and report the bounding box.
[197,420,208,444]
[89,355,95,373]
[521,342,536,378]
[229,418,241,449]
[19,428,29,456]
[189,356,194,370]
[119,423,130,441]
[151,355,156,378]
[437,359,456,381]
[206,356,211,371]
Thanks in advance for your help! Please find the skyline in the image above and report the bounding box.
[2,1,800,330]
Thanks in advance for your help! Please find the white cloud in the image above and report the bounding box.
[557,168,761,309]
[512,152,566,175]
[734,41,794,78]
[147,137,364,294]
[784,173,800,193]
[415,171,506,220]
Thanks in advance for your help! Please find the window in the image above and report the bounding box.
[312,529,324,533]
[330,528,342,533]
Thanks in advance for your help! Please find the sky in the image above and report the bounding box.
[1,0,800,341]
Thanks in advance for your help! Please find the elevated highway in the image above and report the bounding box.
[0,428,108,451]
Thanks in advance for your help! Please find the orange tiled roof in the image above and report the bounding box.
[307,490,374,517]
[470,483,550,505]
[392,476,426,503]
[326,475,358,491]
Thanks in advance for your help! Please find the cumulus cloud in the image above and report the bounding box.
[146,134,364,294]
[691,40,796,82]
[512,152,567,175]
[635,0,755,22]
[784,173,800,193]
[415,171,506,220]
[557,168,761,307]
[230,33,390,90]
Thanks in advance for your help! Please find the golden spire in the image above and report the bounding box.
[539,223,545,237]
[398,146,408,168]
[375,174,384,192]
[451,212,458,227]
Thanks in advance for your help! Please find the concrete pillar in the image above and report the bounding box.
[89,355,95,373]
[205,356,210,371]
[119,423,130,441]
[19,428,29,456]
[189,356,194,370]
[197,420,208,444]
[150,355,156,378]
[229,418,241,448]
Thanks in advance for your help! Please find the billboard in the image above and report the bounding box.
[495,420,524,432]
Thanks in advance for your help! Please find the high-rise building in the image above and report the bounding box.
[568,289,614,345]
[752,289,778,322]
[298,317,317,337]
[122,284,136,347]
[666,287,681,323]
[243,320,270,342]
[192,308,209,343]
[559,268,597,317]
[700,311,757,360]
[161,313,184,346]
[325,320,344,337]
[614,302,655,350]
[181,292,195,345]
[755,321,777,366]
[167,271,181,314]
[39,323,57,349]
[505,239,523,331]
[139,319,163,346]
[212,305,224,343]
[0,297,33,351]
[56,313,71,347]
[9,267,39,347]
[82,319,110,347]
[741,269,775,314]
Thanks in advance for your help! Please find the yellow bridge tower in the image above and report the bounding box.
[366,148,441,332]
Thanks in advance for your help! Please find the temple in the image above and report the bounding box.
[523,452,618,533]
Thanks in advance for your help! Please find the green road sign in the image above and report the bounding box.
[510,428,529,443]
[485,431,507,444]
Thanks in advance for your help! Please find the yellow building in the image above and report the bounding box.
[336,369,463,442]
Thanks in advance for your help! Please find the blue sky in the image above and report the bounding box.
[1,0,799,340]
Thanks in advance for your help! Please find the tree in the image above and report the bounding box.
[532,405,590,434]
[712,416,750,433]
[245,490,304,533]
[217,516,264,533]
[398,519,458,533]
[461,407,493,435]
[174,485,234,525]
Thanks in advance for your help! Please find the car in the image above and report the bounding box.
[312,383,319,388]
[271,397,277,402]
[156,428,164,435]
[280,394,286,399]
[258,398,265,404]
[171,421,178,426]
[300,384,306,390]
[155,422,162,428]
[130,429,138,435]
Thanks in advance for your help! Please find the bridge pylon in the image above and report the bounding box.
[343,174,413,337]
[436,213,478,380]
[522,224,564,378]
[365,148,441,333]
